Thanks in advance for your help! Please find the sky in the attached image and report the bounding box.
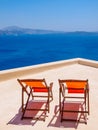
[0,0,98,31]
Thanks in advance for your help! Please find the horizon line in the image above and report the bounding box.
[0,25,98,33]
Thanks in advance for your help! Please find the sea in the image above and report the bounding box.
[0,33,98,71]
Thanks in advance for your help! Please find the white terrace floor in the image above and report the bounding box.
[0,58,98,130]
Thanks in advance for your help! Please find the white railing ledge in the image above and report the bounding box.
[0,58,98,81]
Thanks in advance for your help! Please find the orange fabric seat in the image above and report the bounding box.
[24,81,48,92]
[66,81,87,93]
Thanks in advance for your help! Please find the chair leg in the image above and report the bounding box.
[22,87,24,112]
[50,90,53,101]
[59,88,61,114]
[21,92,31,120]
[88,90,90,115]
[61,98,65,122]
[84,91,86,114]
[48,100,50,113]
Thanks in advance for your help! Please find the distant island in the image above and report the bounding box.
[0,26,98,36]
[0,26,61,35]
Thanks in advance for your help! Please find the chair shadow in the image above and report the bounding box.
[48,102,87,129]
[7,100,48,126]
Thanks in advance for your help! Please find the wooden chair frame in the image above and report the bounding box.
[17,78,53,121]
[58,79,89,123]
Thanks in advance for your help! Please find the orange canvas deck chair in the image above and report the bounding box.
[58,79,89,124]
[17,78,53,121]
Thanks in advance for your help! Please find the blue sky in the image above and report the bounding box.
[0,0,98,31]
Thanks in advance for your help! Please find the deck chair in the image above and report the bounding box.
[17,78,53,121]
[58,79,89,124]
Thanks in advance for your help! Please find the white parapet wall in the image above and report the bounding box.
[0,58,98,81]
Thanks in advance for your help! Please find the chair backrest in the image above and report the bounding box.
[59,79,88,94]
[17,79,48,92]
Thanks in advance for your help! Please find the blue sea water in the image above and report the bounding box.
[0,33,98,70]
